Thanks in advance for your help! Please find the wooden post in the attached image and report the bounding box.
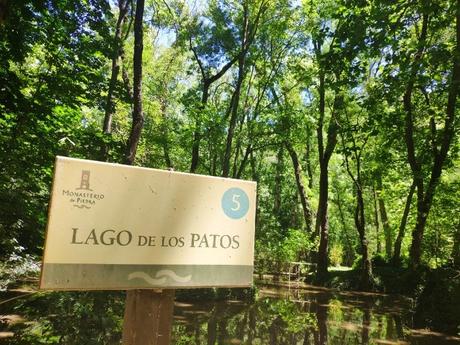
[122,289,175,345]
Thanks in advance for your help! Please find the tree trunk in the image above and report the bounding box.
[373,185,381,255]
[305,125,314,189]
[377,178,392,258]
[453,220,460,268]
[341,124,372,288]
[285,142,313,232]
[316,163,329,279]
[121,47,134,102]
[189,29,243,173]
[408,2,460,268]
[222,53,246,177]
[125,0,145,165]
[334,184,354,266]
[403,12,428,269]
[273,147,284,219]
[356,186,373,289]
[235,144,252,179]
[392,181,416,265]
[409,196,430,269]
[315,89,340,281]
[103,0,129,135]
[159,100,172,168]
[190,81,210,173]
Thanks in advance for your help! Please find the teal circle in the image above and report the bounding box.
[221,188,249,219]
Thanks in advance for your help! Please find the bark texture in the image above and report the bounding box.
[125,0,145,165]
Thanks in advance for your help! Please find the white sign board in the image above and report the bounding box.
[40,157,256,290]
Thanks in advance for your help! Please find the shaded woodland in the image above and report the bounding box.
[1,0,460,335]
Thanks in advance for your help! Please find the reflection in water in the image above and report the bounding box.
[1,284,460,345]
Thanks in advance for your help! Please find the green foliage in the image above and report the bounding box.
[0,241,40,291]
[329,244,343,267]
[415,268,460,335]
[5,291,124,344]
[279,229,315,263]
[0,0,459,335]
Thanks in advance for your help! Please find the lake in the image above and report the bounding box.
[1,282,459,344]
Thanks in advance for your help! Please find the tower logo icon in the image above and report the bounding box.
[77,170,92,191]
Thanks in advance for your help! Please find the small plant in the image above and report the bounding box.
[0,240,40,291]
[280,228,316,263]
[329,244,343,267]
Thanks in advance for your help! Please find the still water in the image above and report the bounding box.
[1,283,459,344]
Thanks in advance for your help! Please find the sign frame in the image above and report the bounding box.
[40,156,257,291]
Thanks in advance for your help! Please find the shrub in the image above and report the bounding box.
[329,244,343,267]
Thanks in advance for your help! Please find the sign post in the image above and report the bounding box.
[122,289,175,345]
[40,157,256,342]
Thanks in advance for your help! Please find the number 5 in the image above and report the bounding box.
[232,194,241,211]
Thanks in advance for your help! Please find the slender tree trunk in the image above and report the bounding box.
[392,181,416,264]
[403,11,429,269]
[316,89,340,281]
[377,177,392,258]
[121,47,133,102]
[373,185,381,254]
[222,52,246,177]
[222,1,266,177]
[316,163,329,279]
[453,220,460,268]
[273,147,284,220]
[235,144,252,179]
[190,81,210,173]
[103,0,129,135]
[356,186,373,289]
[125,0,145,165]
[231,117,246,178]
[159,100,172,168]
[409,195,430,269]
[189,24,245,174]
[341,128,373,289]
[305,125,314,189]
[285,142,313,232]
[379,200,392,258]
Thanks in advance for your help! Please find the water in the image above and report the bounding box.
[1,283,459,344]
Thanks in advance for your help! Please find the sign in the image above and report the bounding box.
[40,156,256,290]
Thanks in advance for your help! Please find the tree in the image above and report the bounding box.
[301,0,370,279]
[103,0,132,136]
[339,100,374,289]
[0,0,112,255]
[399,1,460,269]
[125,0,145,165]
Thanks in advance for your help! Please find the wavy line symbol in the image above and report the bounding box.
[156,270,192,283]
[128,270,192,285]
[73,205,91,209]
[128,272,166,285]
